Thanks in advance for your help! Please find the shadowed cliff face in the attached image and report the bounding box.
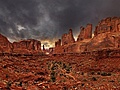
[0,0,120,45]
[54,17,120,54]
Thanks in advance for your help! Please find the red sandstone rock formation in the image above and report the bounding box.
[54,24,92,54]
[54,39,62,54]
[0,34,12,53]
[1,17,120,55]
[87,17,120,51]
[94,17,120,36]
[77,24,92,41]
[54,29,75,54]
[13,39,41,54]
[0,33,42,54]
[62,29,75,45]
[54,17,120,54]
[86,33,115,51]
[55,39,61,47]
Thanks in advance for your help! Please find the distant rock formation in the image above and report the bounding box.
[54,17,120,54]
[0,33,42,54]
[55,39,61,47]
[86,17,120,51]
[13,39,41,54]
[0,34,12,53]
[0,17,120,54]
[77,24,92,41]
[54,29,76,54]
[94,17,120,36]
[62,29,75,45]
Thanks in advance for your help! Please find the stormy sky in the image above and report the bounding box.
[0,0,120,47]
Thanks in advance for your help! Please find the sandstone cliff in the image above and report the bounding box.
[77,24,92,41]
[87,17,120,51]
[55,39,61,47]
[62,29,75,45]
[94,17,120,36]
[54,17,120,54]
[0,33,42,54]
[13,39,41,54]
[0,34,12,53]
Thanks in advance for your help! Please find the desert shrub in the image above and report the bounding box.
[18,81,22,87]
[108,80,115,82]
[91,71,95,75]
[6,81,12,89]
[63,63,67,69]
[63,86,68,90]
[51,71,56,82]
[81,83,84,86]
[60,73,63,76]
[66,66,71,73]
[101,72,111,76]
[97,72,101,75]
[83,79,87,82]
[91,77,97,81]
[81,72,84,75]
[51,65,58,70]
[6,74,9,78]
[51,75,56,82]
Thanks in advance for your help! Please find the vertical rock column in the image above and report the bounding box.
[77,24,92,41]
[62,29,75,45]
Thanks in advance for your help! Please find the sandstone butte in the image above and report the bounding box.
[0,34,41,54]
[54,17,120,54]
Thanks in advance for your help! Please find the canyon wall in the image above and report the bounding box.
[94,17,120,36]
[13,39,41,54]
[87,17,120,51]
[54,26,92,54]
[0,34,41,54]
[54,17,120,54]
[77,24,92,41]
[0,34,13,53]
[55,39,61,47]
[62,29,75,45]
[0,17,120,54]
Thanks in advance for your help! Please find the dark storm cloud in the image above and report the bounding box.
[0,0,41,40]
[0,0,120,42]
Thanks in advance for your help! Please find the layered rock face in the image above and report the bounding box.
[0,33,42,54]
[54,39,63,53]
[54,17,120,54]
[54,29,76,54]
[94,17,120,36]
[62,29,75,45]
[1,17,120,54]
[77,24,92,41]
[54,24,92,54]
[13,39,41,54]
[55,39,61,47]
[0,34,12,53]
[87,17,120,51]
